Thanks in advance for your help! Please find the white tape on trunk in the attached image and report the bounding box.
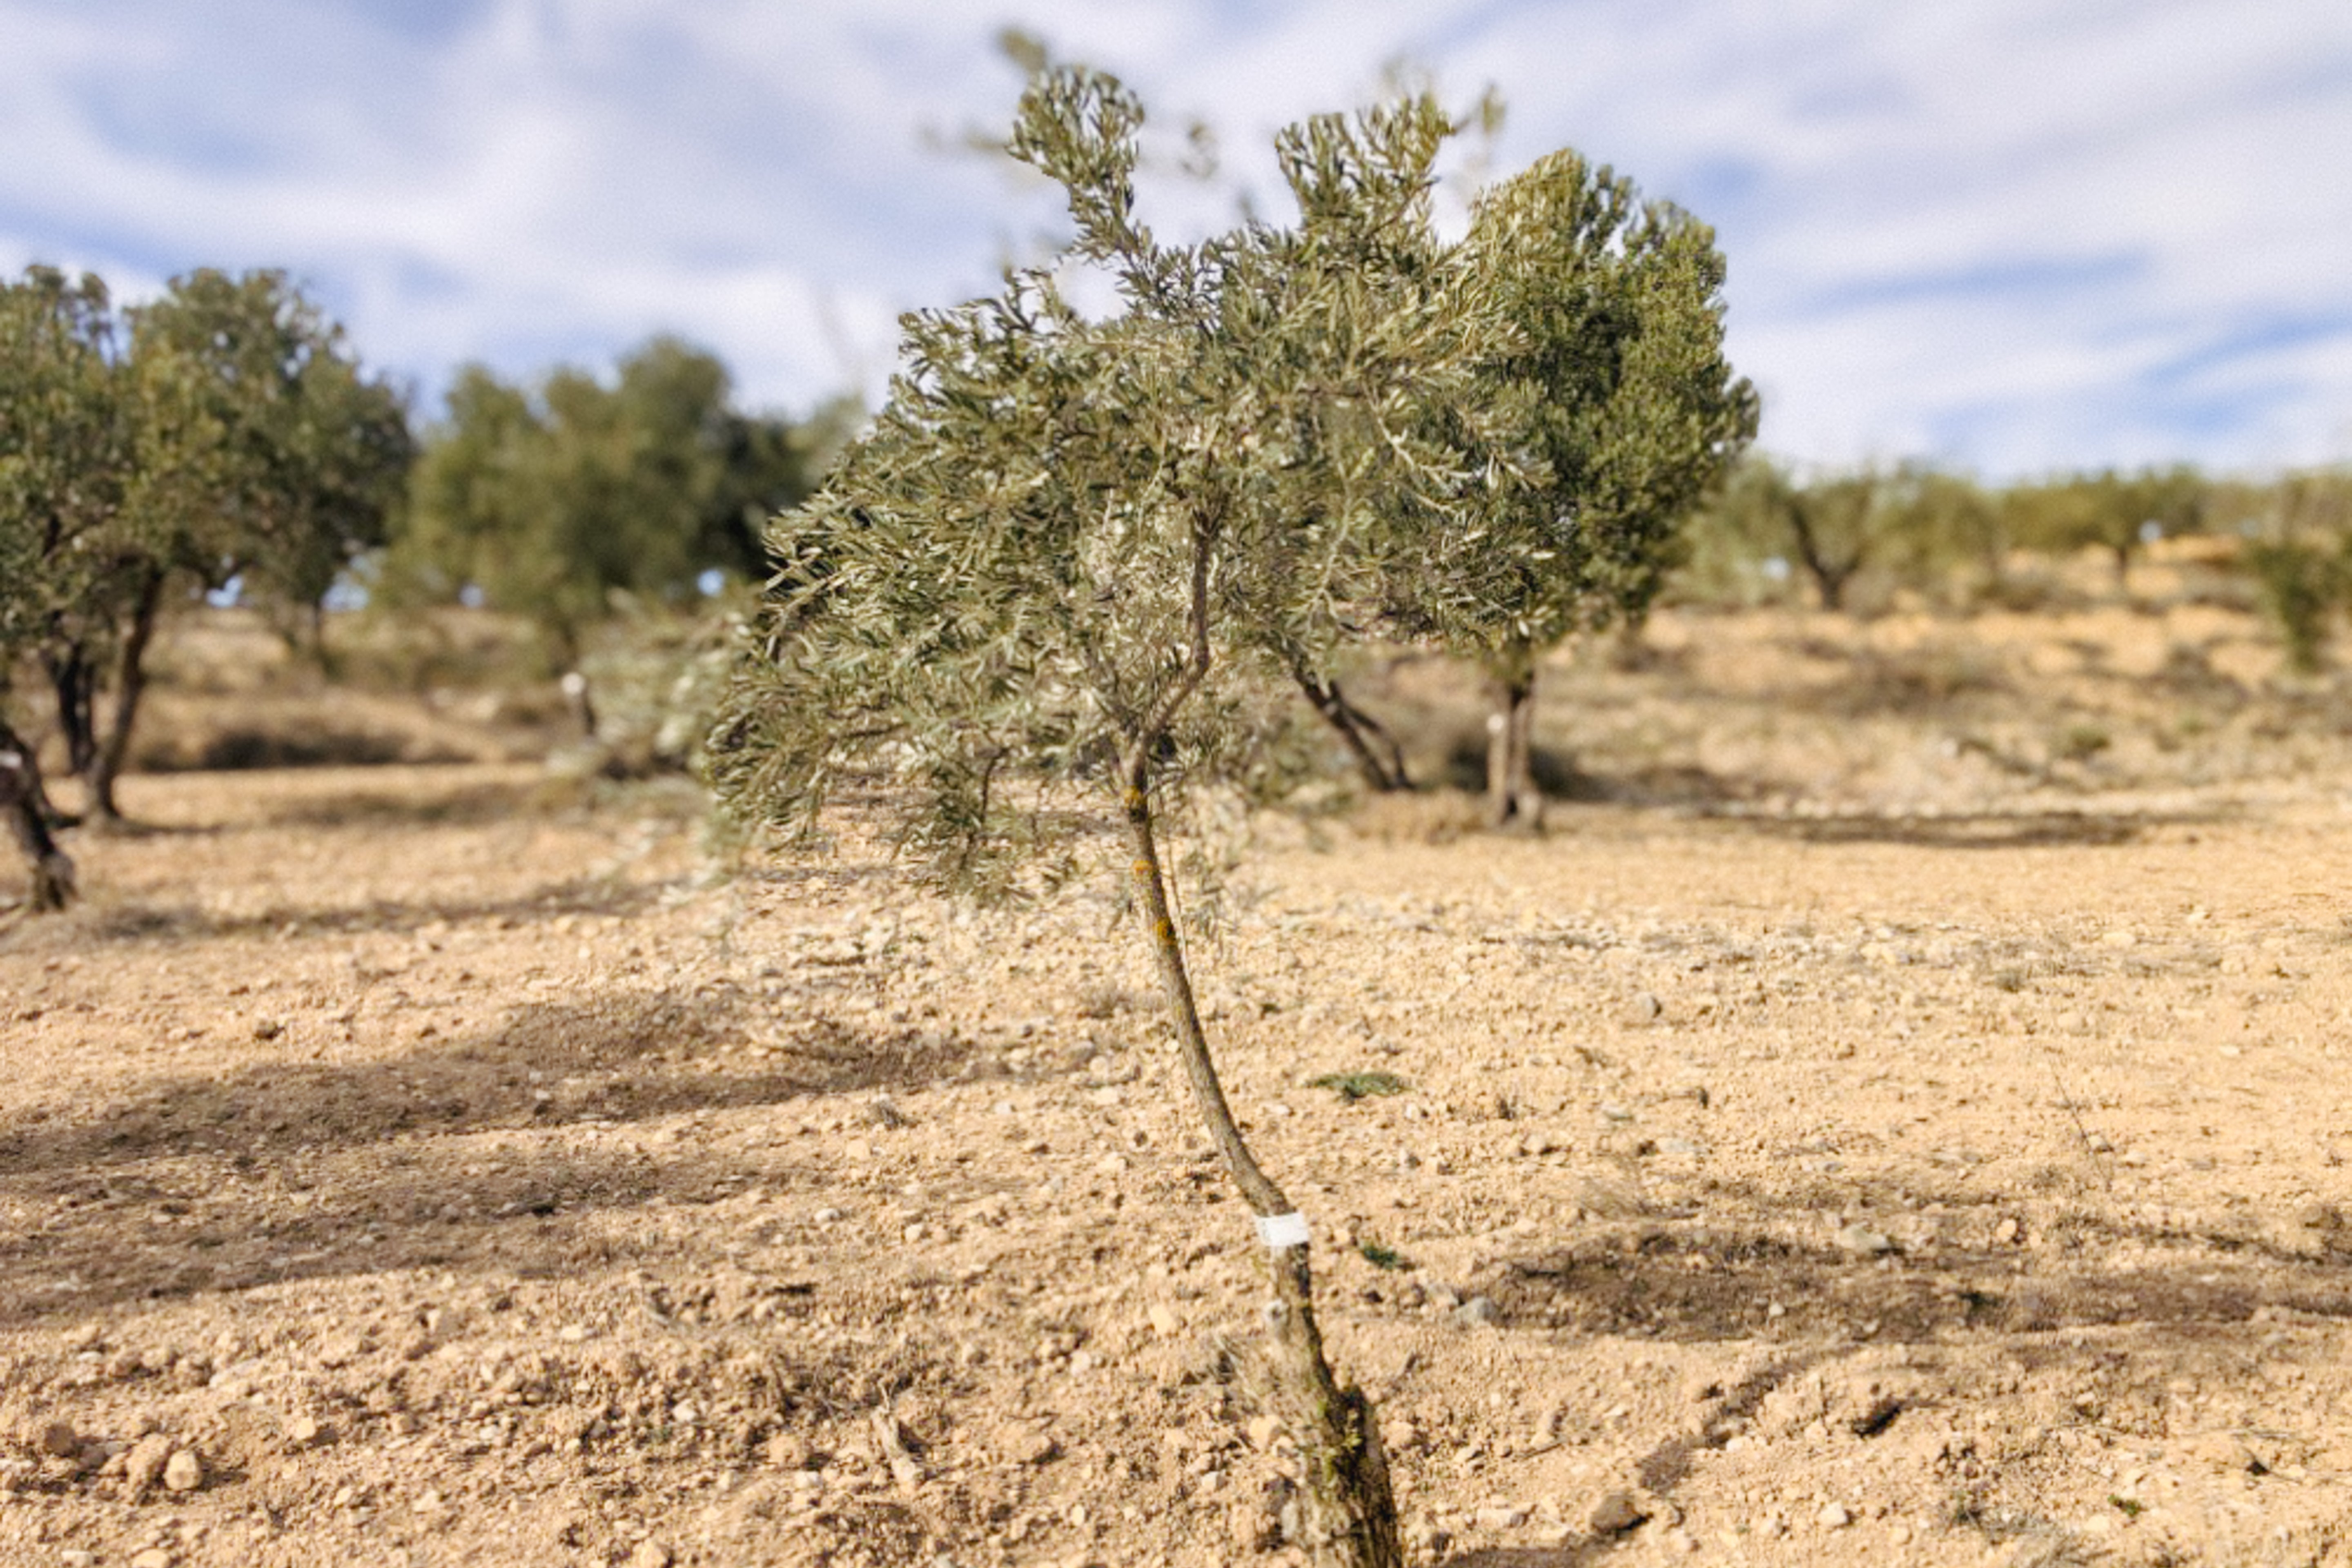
[1254,1211,1310,1251]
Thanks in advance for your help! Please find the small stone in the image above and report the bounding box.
[285,1415,330,1450]
[252,1017,285,1040]
[1147,1303,1182,1338]
[1475,1505,1528,1530]
[1994,1217,2022,1245]
[1627,993,1663,1023]
[1817,1501,1852,1528]
[163,1448,205,1492]
[626,1544,673,1568]
[1245,1414,1282,1450]
[60,1551,98,1568]
[1833,1223,1894,1256]
[124,1435,173,1490]
[129,1551,174,1568]
[1452,1296,1500,1328]
[556,1323,591,1343]
[37,1420,80,1459]
[1000,1423,1057,1465]
[1588,1490,1646,1535]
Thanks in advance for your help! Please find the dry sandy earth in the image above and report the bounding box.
[5,602,2352,1568]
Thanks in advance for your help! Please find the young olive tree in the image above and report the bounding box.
[714,68,1520,1567]
[1379,156,1754,826]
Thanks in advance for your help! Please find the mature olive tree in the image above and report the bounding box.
[0,265,129,904]
[394,337,832,666]
[713,68,1534,1567]
[0,520,78,909]
[2001,464,2207,589]
[38,268,413,824]
[1432,155,1755,827]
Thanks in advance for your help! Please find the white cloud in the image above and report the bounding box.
[0,0,2347,473]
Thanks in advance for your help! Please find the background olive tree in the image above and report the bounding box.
[24,268,414,826]
[0,265,132,899]
[1680,456,2005,615]
[392,336,847,669]
[1998,463,2206,589]
[713,67,1541,1568]
[1352,154,1755,826]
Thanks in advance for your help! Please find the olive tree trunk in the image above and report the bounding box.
[86,568,166,826]
[43,644,100,782]
[1292,665,1410,793]
[1120,771,1401,1568]
[0,718,77,912]
[1484,668,1542,830]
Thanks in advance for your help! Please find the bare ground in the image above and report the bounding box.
[5,600,2352,1568]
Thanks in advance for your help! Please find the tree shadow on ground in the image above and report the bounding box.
[1430,1218,2352,1565]
[3,874,678,950]
[1729,808,2175,849]
[1481,1227,2352,1348]
[0,991,999,1326]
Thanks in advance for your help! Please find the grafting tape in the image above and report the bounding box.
[1254,1211,1310,1250]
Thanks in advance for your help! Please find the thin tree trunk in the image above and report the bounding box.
[0,717,76,912]
[88,568,165,827]
[1484,669,1542,831]
[1292,666,1409,793]
[1120,772,1401,1568]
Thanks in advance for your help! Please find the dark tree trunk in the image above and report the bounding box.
[1121,768,1401,1568]
[1292,666,1409,793]
[87,568,165,827]
[1484,669,1542,831]
[0,717,77,912]
[1786,504,1858,611]
[561,669,600,741]
[45,645,100,781]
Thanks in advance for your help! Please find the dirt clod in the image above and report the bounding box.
[1589,1488,1646,1535]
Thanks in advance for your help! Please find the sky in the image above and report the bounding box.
[3,0,2349,480]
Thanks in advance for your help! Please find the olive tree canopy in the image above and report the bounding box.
[1432,154,1755,824]
[394,337,837,664]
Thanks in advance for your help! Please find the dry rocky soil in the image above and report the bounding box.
[6,595,2352,1567]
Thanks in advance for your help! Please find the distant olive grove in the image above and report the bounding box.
[385,339,859,665]
[1679,456,2352,660]
[6,248,2352,915]
[0,261,848,908]
[2,265,411,904]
